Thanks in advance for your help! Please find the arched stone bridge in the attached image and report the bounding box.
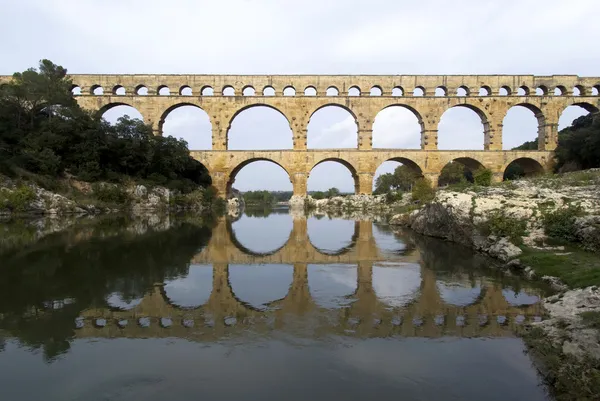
[78,262,543,340]
[192,218,415,265]
[6,73,598,194]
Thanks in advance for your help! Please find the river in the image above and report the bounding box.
[0,210,551,400]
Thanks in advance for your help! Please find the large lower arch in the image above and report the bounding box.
[372,157,424,193]
[438,157,486,186]
[160,103,212,150]
[438,104,489,150]
[372,105,424,149]
[226,158,292,195]
[308,158,359,194]
[307,104,358,149]
[502,104,545,150]
[227,104,293,150]
[503,157,544,180]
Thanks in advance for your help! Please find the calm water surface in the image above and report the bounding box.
[0,210,550,401]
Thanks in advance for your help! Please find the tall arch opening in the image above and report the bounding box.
[438,106,487,150]
[438,158,485,186]
[101,104,144,125]
[227,159,292,195]
[502,104,544,150]
[161,105,212,150]
[372,105,423,149]
[307,105,357,149]
[559,104,597,130]
[503,158,544,181]
[373,158,423,194]
[227,105,292,150]
[308,159,358,196]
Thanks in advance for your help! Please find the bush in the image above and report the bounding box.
[473,168,493,186]
[543,205,585,243]
[0,185,36,212]
[385,191,403,204]
[92,184,129,205]
[482,211,527,244]
[411,178,434,203]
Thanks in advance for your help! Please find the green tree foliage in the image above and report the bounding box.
[510,113,600,175]
[473,168,493,186]
[438,162,472,186]
[411,177,435,203]
[0,60,211,192]
[555,113,600,172]
[242,190,292,205]
[373,165,418,194]
[325,187,341,198]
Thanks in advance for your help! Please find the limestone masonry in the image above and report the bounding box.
[2,74,598,196]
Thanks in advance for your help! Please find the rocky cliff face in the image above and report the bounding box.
[390,172,600,255]
[0,178,209,217]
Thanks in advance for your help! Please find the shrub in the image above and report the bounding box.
[481,211,527,244]
[543,205,585,243]
[92,184,130,205]
[385,191,403,204]
[411,178,434,203]
[473,168,493,186]
[0,185,36,212]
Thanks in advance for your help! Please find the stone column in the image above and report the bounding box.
[358,128,373,150]
[211,171,229,198]
[423,172,440,188]
[492,171,504,184]
[291,172,308,196]
[539,120,558,151]
[421,128,438,150]
[357,172,374,195]
[292,126,307,150]
[485,116,503,151]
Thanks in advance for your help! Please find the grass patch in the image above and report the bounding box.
[519,246,600,288]
[579,311,600,329]
[522,326,600,401]
[0,184,36,212]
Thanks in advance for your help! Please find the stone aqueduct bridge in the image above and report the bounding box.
[74,218,543,340]
[6,73,599,194]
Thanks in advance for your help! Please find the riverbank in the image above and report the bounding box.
[388,169,600,400]
[0,173,223,218]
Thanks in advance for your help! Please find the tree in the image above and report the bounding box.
[373,165,418,194]
[325,187,341,198]
[0,60,211,192]
[438,162,470,186]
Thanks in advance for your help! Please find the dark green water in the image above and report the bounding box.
[0,211,550,401]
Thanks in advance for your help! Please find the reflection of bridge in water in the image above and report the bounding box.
[76,218,543,340]
[192,218,412,264]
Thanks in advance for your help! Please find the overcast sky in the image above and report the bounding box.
[1,0,597,192]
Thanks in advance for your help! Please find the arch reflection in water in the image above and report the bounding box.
[231,213,292,255]
[372,223,409,255]
[308,217,356,254]
[308,264,357,308]
[436,280,483,307]
[106,293,143,310]
[163,264,213,308]
[373,263,422,307]
[229,264,293,310]
[502,288,540,306]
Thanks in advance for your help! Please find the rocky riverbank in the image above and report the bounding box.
[0,175,220,218]
[388,169,600,398]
